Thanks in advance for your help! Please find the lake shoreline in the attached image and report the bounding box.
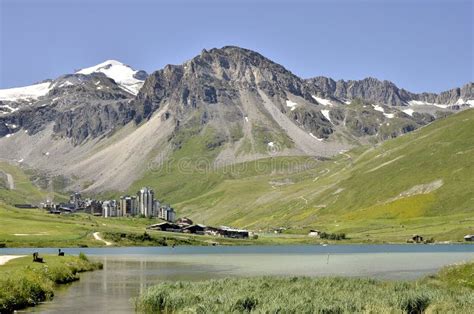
[14,245,473,313]
[0,254,102,313]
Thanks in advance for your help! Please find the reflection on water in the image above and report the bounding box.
[12,245,473,313]
[27,257,227,313]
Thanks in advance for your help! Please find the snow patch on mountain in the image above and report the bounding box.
[456,98,474,106]
[309,133,323,141]
[286,100,298,111]
[408,100,450,109]
[0,104,19,114]
[403,108,414,116]
[59,81,74,87]
[372,104,394,118]
[0,82,52,102]
[372,104,384,112]
[321,109,332,123]
[312,95,333,106]
[77,60,144,95]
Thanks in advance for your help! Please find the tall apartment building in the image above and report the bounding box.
[102,200,118,217]
[120,196,138,216]
[138,187,154,217]
[153,200,161,217]
[158,204,176,222]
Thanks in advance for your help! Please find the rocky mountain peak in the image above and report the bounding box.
[76,60,147,95]
[133,46,319,123]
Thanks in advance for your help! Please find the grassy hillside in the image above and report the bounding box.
[1,110,472,244]
[0,162,53,204]
[132,109,474,242]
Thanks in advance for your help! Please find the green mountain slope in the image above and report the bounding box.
[0,162,60,205]
[133,109,474,241]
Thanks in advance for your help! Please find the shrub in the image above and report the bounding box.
[320,232,346,240]
[232,296,258,312]
[398,291,432,313]
[79,252,88,261]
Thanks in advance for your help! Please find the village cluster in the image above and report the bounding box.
[33,187,251,239]
[15,189,474,242]
[39,187,176,221]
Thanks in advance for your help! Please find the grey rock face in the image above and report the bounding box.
[0,72,136,143]
[133,46,320,122]
[133,70,148,81]
[291,108,333,139]
[308,77,473,106]
[307,77,411,106]
[414,83,473,104]
[1,46,471,150]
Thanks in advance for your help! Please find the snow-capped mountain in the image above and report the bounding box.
[0,60,146,104]
[0,81,52,102]
[76,60,146,95]
[0,46,472,193]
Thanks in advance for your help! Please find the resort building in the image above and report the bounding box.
[102,200,118,217]
[138,187,154,217]
[120,195,138,216]
[158,204,176,222]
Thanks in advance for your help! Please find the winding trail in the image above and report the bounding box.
[299,196,308,204]
[93,232,112,246]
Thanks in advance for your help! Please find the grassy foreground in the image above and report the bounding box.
[135,262,474,313]
[0,254,102,313]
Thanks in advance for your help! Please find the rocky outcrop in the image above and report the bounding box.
[52,102,134,144]
[308,77,473,106]
[0,72,136,143]
[133,46,321,123]
[291,108,333,139]
[414,83,473,104]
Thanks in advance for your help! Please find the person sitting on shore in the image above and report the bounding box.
[32,252,44,263]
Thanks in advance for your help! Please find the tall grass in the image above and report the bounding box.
[135,262,474,313]
[0,254,102,313]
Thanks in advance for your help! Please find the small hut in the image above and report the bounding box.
[176,217,193,227]
[410,234,424,243]
[464,235,474,242]
[308,230,321,237]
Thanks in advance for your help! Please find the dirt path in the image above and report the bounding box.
[93,232,112,246]
[0,255,25,265]
[6,173,14,190]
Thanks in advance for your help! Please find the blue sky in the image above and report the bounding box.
[0,0,472,92]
